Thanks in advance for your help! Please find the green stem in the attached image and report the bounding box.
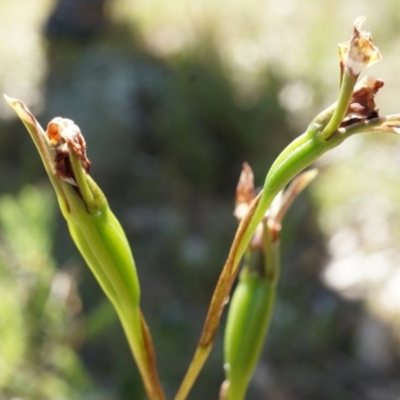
[232,126,346,272]
[68,149,95,213]
[320,70,357,140]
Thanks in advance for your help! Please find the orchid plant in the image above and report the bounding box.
[5,17,400,400]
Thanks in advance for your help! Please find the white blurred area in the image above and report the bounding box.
[314,133,400,367]
[112,0,400,117]
[0,1,51,118]
[3,0,399,122]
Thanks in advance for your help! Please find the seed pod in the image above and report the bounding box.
[5,97,165,400]
[45,127,141,312]
[223,257,277,400]
[223,166,317,400]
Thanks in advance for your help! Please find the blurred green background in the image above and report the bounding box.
[1,1,400,399]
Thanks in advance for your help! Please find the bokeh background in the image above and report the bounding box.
[1,1,400,399]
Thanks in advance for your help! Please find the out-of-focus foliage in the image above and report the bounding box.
[0,186,104,400]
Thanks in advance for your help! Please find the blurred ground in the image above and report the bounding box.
[0,0,400,399]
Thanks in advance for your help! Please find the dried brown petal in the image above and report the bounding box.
[54,143,76,185]
[47,117,73,145]
[338,16,381,77]
[341,76,384,127]
[234,162,255,220]
[46,117,91,184]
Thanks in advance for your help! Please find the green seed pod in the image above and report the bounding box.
[224,261,277,400]
[6,97,165,400]
[223,166,321,400]
[63,176,141,310]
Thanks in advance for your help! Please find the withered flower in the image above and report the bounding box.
[234,163,317,249]
[320,17,383,140]
[338,16,382,78]
[234,162,255,221]
[46,117,90,186]
[234,163,264,248]
[341,76,384,127]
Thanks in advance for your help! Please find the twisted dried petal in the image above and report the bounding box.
[234,162,255,220]
[46,117,91,184]
[341,76,384,127]
[338,16,382,77]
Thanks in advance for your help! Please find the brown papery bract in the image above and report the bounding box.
[46,117,91,184]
